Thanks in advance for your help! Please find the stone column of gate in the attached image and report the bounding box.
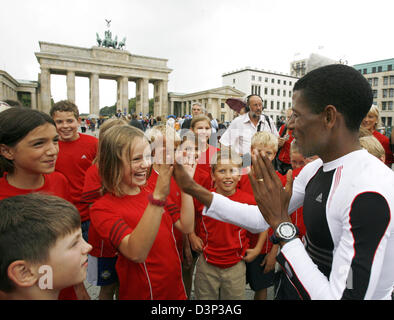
[161,80,168,118]
[217,98,221,120]
[31,91,37,110]
[66,71,76,103]
[89,73,100,116]
[136,78,149,116]
[117,76,129,114]
[0,83,4,101]
[40,68,51,114]
[170,100,174,116]
[153,80,162,117]
[207,97,213,115]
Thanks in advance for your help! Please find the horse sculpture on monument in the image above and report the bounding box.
[96,20,126,50]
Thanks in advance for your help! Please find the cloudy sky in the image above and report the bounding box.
[1,0,393,114]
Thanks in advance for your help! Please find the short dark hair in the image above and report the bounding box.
[0,108,56,175]
[293,64,373,131]
[50,100,79,119]
[0,193,81,292]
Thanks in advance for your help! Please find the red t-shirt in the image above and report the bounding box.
[195,145,219,189]
[90,189,186,300]
[278,125,294,165]
[0,172,70,201]
[373,130,394,166]
[0,172,77,300]
[145,169,184,260]
[198,188,254,269]
[55,133,98,222]
[81,164,117,258]
[197,145,219,170]
[187,166,212,240]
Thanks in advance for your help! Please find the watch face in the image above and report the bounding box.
[279,223,296,240]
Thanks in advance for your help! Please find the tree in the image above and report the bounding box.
[99,97,155,117]
[128,97,136,114]
[100,105,116,117]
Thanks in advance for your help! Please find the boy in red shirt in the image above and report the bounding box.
[194,149,254,300]
[0,194,92,300]
[50,100,98,241]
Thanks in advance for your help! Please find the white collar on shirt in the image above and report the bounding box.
[242,113,266,124]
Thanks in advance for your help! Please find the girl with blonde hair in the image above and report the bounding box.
[89,125,194,300]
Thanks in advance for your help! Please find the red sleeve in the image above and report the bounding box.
[194,166,213,189]
[86,135,98,163]
[81,164,102,204]
[90,199,132,249]
[44,172,72,203]
[279,124,285,136]
[238,174,253,194]
[373,130,394,165]
[165,200,180,224]
[193,197,204,237]
[58,286,77,300]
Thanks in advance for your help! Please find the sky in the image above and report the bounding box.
[1,0,394,114]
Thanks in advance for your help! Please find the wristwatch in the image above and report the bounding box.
[270,222,299,244]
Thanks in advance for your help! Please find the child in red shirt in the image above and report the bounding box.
[190,115,219,186]
[0,193,91,300]
[194,149,254,300]
[0,107,90,300]
[180,124,218,297]
[50,100,98,241]
[175,134,212,298]
[89,125,194,300]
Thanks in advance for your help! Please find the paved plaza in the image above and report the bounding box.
[84,277,275,301]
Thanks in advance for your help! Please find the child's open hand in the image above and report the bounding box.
[154,155,174,200]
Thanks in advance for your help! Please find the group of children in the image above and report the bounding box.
[0,101,388,300]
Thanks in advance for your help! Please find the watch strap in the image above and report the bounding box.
[270,223,299,244]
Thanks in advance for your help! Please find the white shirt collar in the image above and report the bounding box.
[243,113,264,124]
[322,149,367,172]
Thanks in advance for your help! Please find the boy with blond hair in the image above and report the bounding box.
[360,135,386,163]
[194,148,255,300]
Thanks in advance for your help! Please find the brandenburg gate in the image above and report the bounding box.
[35,41,172,116]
